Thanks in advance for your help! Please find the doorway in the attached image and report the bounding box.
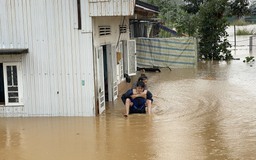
[0,63,5,105]
[103,45,109,101]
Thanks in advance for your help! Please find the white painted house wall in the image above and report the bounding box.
[0,0,95,117]
[92,16,130,113]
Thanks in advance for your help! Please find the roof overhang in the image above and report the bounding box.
[0,48,29,55]
[135,4,159,14]
[135,0,159,14]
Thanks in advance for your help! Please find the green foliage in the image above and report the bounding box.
[243,56,255,62]
[145,0,249,60]
[174,9,199,36]
[228,0,250,18]
[197,0,232,60]
[181,0,204,14]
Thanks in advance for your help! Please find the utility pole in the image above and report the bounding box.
[234,25,236,47]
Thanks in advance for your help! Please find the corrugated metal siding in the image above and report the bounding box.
[0,0,95,116]
[89,0,135,16]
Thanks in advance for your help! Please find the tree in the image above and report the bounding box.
[181,0,204,14]
[145,0,250,60]
[229,0,250,18]
[197,0,232,60]
[249,0,256,15]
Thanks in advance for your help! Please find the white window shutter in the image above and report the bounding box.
[111,45,118,101]
[123,40,137,76]
[117,41,124,82]
[97,46,105,114]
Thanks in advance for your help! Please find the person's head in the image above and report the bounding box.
[138,75,148,84]
[136,81,145,93]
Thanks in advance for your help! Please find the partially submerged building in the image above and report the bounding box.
[0,0,140,117]
[0,0,196,117]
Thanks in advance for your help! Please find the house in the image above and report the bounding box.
[0,0,139,117]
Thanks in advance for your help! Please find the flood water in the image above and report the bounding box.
[1,34,256,160]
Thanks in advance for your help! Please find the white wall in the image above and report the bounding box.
[93,16,130,46]
[0,0,95,116]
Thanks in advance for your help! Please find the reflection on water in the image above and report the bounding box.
[1,37,256,160]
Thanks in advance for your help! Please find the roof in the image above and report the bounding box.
[0,48,29,54]
[135,0,159,14]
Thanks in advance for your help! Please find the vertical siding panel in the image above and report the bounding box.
[101,2,105,16]
[73,0,78,29]
[114,0,121,15]
[15,0,22,47]
[57,0,65,115]
[53,0,61,116]
[21,0,28,48]
[2,0,8,47]
[85,34,92,115]
[68,0,77,115]
[62,0,70,116]
[21,0,29,116]
[10,0,16,48]
[30,0,38,115]
[80,33,94,116]
[109,0,114,16]
[27,0,36,115]
[42,0,50,115]
[0,0,3,46]
[65,0,74,116]
[34,0,42,115]
[89,0,135,16]
[122,0,129,15]
[94,2,99,17]
[37,0,44,115]
[45,0,54,115]
[79,34,85,115]
[5,0,12,47]
[75,32,82,115]
[22,0,29,115]
[81,0,92,32]
[62,0,68,115]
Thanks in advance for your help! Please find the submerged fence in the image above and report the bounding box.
[136,37,198,68]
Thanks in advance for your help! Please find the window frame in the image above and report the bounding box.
[3,62,23,106]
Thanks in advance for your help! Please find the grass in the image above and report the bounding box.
[236,28,255,35]
[230,19,251,26]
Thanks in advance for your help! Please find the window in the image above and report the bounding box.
[119,25,127,33]
[99,25,111,36]
[0,63,23,106]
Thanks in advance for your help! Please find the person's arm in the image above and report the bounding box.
[131,89,147,99]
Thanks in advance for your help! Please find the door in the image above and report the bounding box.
[97,46,105,114]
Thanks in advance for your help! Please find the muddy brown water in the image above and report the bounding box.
[1,44,256,159]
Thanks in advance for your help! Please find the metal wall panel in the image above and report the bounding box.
[89,0,135,16]
[0,0,95,116]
